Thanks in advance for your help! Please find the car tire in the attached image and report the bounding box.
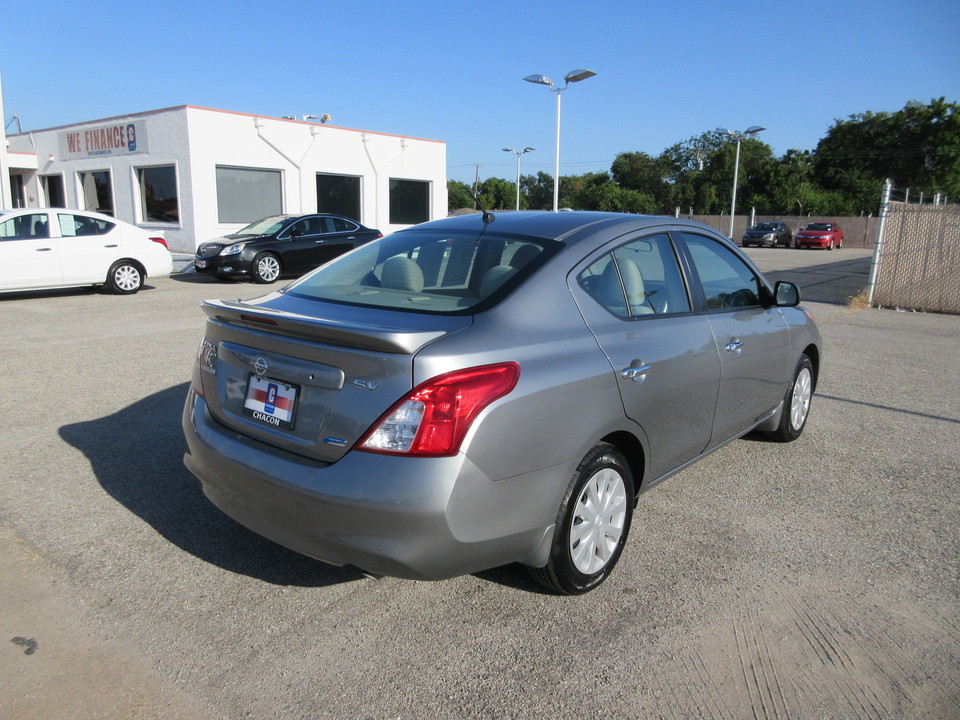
[105,260,144,294]
[529,442,634,595]
[252,253,282,284]
[828,239,834,251]
[765,354,814,443]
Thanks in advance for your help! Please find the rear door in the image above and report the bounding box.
[570,231,720,481]
[56,212,120,283]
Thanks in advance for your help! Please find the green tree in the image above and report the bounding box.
[814,98,960,210]
[477,177,517,211]
[447,180,475,212]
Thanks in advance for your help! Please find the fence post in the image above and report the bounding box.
[867,179,893,306]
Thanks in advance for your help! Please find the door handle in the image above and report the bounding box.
[314,239,326,244]
[621,361,652,383]
[725,339,744,354]
[35,247,53,252]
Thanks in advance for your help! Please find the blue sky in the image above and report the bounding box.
[2,0,958,185]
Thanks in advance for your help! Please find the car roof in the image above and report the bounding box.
[414,211,714,246]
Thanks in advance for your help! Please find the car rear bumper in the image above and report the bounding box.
[181,390,555,580]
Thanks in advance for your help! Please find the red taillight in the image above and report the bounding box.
[358,362,520,457]
[191,340,217,398]
[150,236,169,249]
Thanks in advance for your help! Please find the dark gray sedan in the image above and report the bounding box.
[182,212,820,594]
[742,221,793,248]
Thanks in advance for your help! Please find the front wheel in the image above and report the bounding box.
[529,443,634,595]
[105,260,144,294]
[252,253,281,283]
[765,355,814,442]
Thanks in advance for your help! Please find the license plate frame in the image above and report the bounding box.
[242,374,299,430]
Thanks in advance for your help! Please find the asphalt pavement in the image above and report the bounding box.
[1,247,958,719]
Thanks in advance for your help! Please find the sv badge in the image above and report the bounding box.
[353,379,381,391]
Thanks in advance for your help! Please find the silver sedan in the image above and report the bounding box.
[182,211,820,594]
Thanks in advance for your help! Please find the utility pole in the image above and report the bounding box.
[473,164,482,209]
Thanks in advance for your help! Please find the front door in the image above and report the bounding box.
[679,232,791,444]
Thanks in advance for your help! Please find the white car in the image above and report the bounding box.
[0,208,173,294]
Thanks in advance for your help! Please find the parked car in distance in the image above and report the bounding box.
[182,211,821,595]
[194,214,382,283]
[742,221,793,248]
[796,222,844,250]
[0,208,172,295]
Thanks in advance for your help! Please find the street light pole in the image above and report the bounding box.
[523,69,596,212]
[502,147,535,210]
[722,125,766,238]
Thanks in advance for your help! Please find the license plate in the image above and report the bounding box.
[242,375,298,430]
[196,259,208,269]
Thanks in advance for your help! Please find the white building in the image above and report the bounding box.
[3,104,447,252]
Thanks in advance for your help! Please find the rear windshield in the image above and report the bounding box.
[284,227,561,314]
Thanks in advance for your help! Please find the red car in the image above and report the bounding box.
[796,223,844,250]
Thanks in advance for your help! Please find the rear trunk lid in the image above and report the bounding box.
[197,293,471,463]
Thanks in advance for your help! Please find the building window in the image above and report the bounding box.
[316,173,361,221]
[389,178,430,225]
[41,175,66,208]
[137,165,179,223]
[216,166,282,223]
[78,170,114,215]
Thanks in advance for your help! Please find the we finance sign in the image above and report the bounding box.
[59,121,149,159]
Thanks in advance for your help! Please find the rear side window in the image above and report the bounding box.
[682,233,763,310]
[286,228,560,314]
[58,213,114,237]
[578,233,690,318]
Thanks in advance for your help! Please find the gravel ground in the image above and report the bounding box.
[1,248,957,719]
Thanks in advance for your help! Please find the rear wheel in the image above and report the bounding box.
[105,260,144,294]
[252,253,281,283]
[529,442,634,595]
[766,354,814,442]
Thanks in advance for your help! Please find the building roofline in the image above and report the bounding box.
[7,104,445,145]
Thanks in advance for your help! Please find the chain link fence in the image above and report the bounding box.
[871,201,960,314]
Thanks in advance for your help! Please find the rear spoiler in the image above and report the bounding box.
[201,298,453,355]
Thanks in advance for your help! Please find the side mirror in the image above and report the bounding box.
[774,281,801,307]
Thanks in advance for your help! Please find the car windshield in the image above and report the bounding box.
[804,223,832,231]
[232,216,289,238]
[284,227,561,314]
[751,223,776,231]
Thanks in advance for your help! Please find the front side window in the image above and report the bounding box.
[137,165,179,223]
[578,234,691,318]
[286,228,558,314]
[0,213,50,240]
[389,179,430,225]
[78,170,114,215]
[682,233,762,310]
[216,166,282,223]
[58,213,114,237]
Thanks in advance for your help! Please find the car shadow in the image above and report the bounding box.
[58,382,364,588]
